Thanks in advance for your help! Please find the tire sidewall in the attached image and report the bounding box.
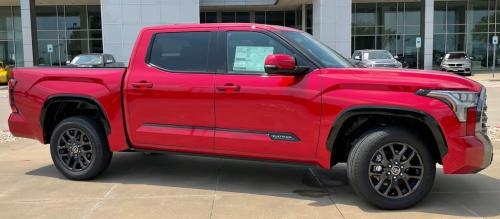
[50,116,110,180]
[348,127,436,209]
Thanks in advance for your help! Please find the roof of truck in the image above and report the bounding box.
[142,23,301,32]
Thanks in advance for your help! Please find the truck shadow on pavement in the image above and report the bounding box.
[27,152,500,217]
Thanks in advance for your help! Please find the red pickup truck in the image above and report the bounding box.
[8,23,492,209]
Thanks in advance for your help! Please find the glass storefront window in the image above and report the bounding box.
[433,0,500,70]
[200,12,217,23]
[200,3,311,32]
[220,12,250,23]
[36,5,103,66]
[352,2,421,68]
[265,11,285,26]
[0,6,22,67]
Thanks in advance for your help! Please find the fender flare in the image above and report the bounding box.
[40,94,111,135]
[326,106,448,158]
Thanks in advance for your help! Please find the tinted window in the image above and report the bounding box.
[363,51,393,60]
[149,32,210,72]
[71,54,102,65]
[445,53,467,59]
[226,31,297,74]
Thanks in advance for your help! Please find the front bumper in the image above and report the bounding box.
[441,65,471,74]
[443,134,493,174]
[443,87,493,174]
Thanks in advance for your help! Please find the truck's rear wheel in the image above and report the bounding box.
[50,116,112,180]
[347,127,435,209]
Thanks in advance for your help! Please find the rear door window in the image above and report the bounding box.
[148,32,211,72]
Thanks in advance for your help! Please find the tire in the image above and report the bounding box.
[50,116,112,180]
[347,127,436,209]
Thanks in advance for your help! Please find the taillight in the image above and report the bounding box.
[8,78,18,113]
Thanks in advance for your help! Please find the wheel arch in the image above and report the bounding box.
[326,106,447,165]
[40,94,111,144]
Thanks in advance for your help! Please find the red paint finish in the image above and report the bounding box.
[264,54,297,70]
[8,67,128,151]
[8,23,491,175]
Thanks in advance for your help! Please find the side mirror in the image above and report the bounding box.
[469,56,474,60]
[393,55,399,59]
[439,57,443,60]
[66,60,71,64]
[264,54,305,75]
[353,55,361,60]
[105,59,113,64]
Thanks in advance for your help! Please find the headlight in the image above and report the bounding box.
[416,90,479,122]
[395,62,403,68]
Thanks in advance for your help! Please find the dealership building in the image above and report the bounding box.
[1,0,500,70]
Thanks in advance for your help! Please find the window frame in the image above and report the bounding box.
[145,31,216,74]
[219,30,316,76]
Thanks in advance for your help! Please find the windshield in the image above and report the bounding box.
[445,53,467,60]
[280,31,352,68]
[363,51,393,60]
[71,55,102,65]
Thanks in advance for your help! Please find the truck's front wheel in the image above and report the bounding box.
[347,127,436,209]
[50,116,112,180]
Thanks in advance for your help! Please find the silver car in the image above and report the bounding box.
[440,52,472,76]
[351,50,403,68]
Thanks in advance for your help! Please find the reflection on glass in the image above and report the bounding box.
[433,0,500,69]
[0,6,22,66]
[35,4,102,66]
[352,2,421,68]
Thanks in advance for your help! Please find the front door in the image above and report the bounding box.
[124,30,216,151]
[214,30,322,160]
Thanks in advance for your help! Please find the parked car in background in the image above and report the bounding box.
[351,50,403,68]
[0,61,11,84]
[440,52,472,76]
[394,55,409,68]
[9,23,492,210]
[66,54,123,68]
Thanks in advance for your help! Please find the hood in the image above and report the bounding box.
[442,58,470,63]
[67,64,99,68]
[320,68,482,92]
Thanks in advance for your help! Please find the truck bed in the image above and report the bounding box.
[9,67,129,151]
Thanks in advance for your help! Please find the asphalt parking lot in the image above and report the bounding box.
[1,78,500,219]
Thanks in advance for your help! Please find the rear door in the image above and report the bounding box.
[124,29,217,152]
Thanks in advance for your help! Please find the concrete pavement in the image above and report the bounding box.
[0,138,499,219]
[1,81,500,218]
[0,90,9,131]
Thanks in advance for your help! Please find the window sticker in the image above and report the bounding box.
[233,46,274,72]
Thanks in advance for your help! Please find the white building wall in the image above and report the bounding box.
[101,0,200,64]
[312,0,352,58]
[423,0,434,70]
[20,0,34,67]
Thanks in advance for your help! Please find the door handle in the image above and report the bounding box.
[216,84,240,92]
[131,81,154,89]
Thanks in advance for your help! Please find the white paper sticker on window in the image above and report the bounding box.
[233,46,274,72]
